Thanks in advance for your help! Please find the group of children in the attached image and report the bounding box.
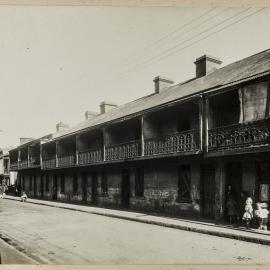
[226,189,269,230]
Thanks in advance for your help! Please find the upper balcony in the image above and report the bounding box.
[28,143,41,168]
[207,80,270,154]
[57,136,76,168]
[144,101,201,157]
[104,118,142,161]
[77,129,103,165]
[41,141,57,169]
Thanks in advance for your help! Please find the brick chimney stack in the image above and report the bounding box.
[194,55,222,78]
[100,102,118,114]
[154,76,174,94]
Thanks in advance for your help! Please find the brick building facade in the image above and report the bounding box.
[9,49,270,222]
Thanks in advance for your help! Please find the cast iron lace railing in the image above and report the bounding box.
[208,119,270,151]
[105,140,140,161]
[144,130,199,156]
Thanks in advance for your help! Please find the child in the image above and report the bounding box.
[20,191,27,202]
[255,203,269,230]
[242,197,253,229]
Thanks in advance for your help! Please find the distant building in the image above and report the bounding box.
[0,148,17,189]
[9,49,270,222]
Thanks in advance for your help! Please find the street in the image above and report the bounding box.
[0,199,270,264]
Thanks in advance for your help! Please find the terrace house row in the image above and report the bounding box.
[10,49,270,222]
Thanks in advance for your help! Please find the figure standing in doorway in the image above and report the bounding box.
[226,193,237,225]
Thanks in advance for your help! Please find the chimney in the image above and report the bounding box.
[154,76,174,94]
[85,110,99,120]
[194,55,222,78]
[100,102,118,114]
[20,137,35,145]
[56,122,69,132]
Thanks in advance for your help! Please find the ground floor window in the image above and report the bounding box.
[60,174,65,193]
[101,172,108,194]
[73,174,78,193]
[135,168,144,197]
[177,165,191,203]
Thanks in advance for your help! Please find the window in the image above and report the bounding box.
[73,174,78,193]
[60,174,65,193]
[46,175,50,192]
[101,172,108,194]
[29,175,32,191]
[135,168,144,197]
[178,165,191,202]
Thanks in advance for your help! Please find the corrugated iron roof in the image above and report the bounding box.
[49,49,270,141]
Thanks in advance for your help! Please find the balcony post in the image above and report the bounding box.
[204,97,209,152]
[40,143,43,169]
[198,96,203,152]
[141,116,145,156]
[265,80,270,118]
[102,127,106,161]
[27,146,30,168]
[56,141,59,168]
[75,135,79,165]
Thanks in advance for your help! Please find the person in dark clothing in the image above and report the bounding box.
[237,191,247,225]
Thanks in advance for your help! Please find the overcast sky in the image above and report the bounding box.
[0,5,269,148]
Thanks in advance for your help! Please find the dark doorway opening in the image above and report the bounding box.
[40,174,44,198]
[33,175,37,197]
[91,171,98,205]
[200,164,216,219]
[121,170,130,208]
[226,162,242,208]
[82,172,88,203]
[53,174,58,200]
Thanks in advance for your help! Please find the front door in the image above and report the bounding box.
[91,172,98,205]
[82,172,88,203]
[201,165,216,219]
[121,170,130,208]
[53,174,58,200]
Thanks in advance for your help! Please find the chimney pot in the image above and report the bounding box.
[194,55,222,78]
[154,76,174,93]
[100,102,118,114]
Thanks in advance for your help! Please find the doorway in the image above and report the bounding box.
[40,174,44,198]
[226,162,242,204]
[121,170,130,208]
[200,164,216,219]
[82,172,88,203]
[53,174,58,200]
[33,175,37,197]
[91,172,98,205]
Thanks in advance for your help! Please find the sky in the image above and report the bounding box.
[0,5,270,148]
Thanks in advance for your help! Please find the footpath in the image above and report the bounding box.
[5,195,270,246]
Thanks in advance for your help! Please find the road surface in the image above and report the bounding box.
[0,199,269,264]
